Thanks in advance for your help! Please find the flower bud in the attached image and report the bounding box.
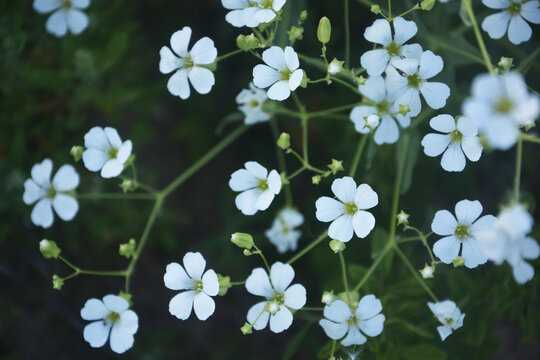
[299,10,308,22]
[321,290,335,305]
[452,256,465,268]
[217,274,232,296]
[243,249,253,256]
[370,5,381,14]
[396,210,410,226]
[354,75,366,86]
[277,132,291,150]
[39,239,61,259]
[70,146,84,162]
[287,26,304,42]
[52,275,63,290]
[419,264,435,279]
[498,57,513,71]
[420,0,436,11]
[317,17,331,44]
[236,34,261,51]
[120,179,136,193]
[312,175,322,185]
[231,232,254,249]
[119,239,136,258]
[327,159,344,175]
[365,115,380,130]
[241,322,253,335]
[329,239,346,253]
[327,58,344,75]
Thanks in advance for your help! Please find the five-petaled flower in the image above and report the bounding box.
[222,0,286,28]
[427,300,465,341]
[265,208,304,253]
[82,126,132,178]
[33,0,91,37]
[481,0,540,45]
[236,82,271,124]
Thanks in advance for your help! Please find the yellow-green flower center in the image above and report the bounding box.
[271,292,285,304]
[450,129,463,143]
[407,73,422,88]
[250,100,260,108]
[106,311,121,325]
[344,202,358,216]
[508,2,522,15]
[194,279,203,292]
[385,42,402,57]
[494,97,514,114]
[454,224,470,239]
[376,99,390,114]
[444,317,454,326]
[260,0,273,9]
[183,55,194,69]
[62,0,72,9]
[107,147,118,159]
[46,186,57,199]
[258,179,269,191]
[280,69,292,80]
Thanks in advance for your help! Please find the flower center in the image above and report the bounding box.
[250,100,260,108]
[508,2,521,15]
[107,147,118,159]
[271,292,285,304]
[407,73,422,88]
[347,315,359,326]
[344,202,358,216]
[257,179,269,191]
[106,311,121,325]
[450,129,463,143]
[280,69,292,80]
[444,317,454,326]
[62,0,72,9]
[376,99,390,114]
[494,97,514,114]
[46,186,57,199]
[454,224,470,240]
[385,42,402,57]
[260,0,273,9]
[193,279,203,293]
[183,55,194,69]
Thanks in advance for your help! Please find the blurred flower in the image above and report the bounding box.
[427,300,464,341]
[33,0,90,37]
[236,82,270,124]
[81,295,139,354]
[319,296,385,346]
[481,0,540,45]
[431,199,496,269]
[164,252,219,321]
[421,115,482,172]
[315,177,378,242]
[265,208,304,253]
[23,159,79,228]
[229,161,281,215]
[82,127,132,178]
[386,50,450,117]
[361,17,422,76]
[222,0,286,28]
[245,262,306,333]
[159,26,217,99]
[253,46,303,101]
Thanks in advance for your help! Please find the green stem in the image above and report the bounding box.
[270,118,293,205]
[76,193,156,200]
[462,0,494,73]
[287,166,306,180]
[330,76,360,94]
[216,49,243,62]
[287,231,328,265]
[300,307,324,311]
[353,242,393,292]
[58,256,126,278]
[394,245,438,302]
[307,103,359,118]
[513,136,523,203]
[230,281,246,286]
[253,245,271,273]
[520,133,540,144]
[389,133,410,243]
[338,252,350,302]
[388,0,392,18]
[329,340,337,359]
[344,0,350,68]
[348,135,368,177]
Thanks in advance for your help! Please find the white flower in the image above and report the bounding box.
[427,300,465,341]
[420,264,435,279]
[82,127,132,178]
[315,177,378,242]
[253,46,303,101]
[319,296,385,346]
[236,82,271,124]
[229,161,281,215]
[431,199,496,269]
[361,17,422,76]
[159,26,217,100]
[265,208,304,253]
[386,50,450,117]
[23,158,79,228]
[222,0,286,28]
[350,76,411,145]
[421,115,482,172]
[462,72,539,150]
[81,295,139,354]
[245,262,306,333]
[481,0,540,45]
[164,252,220,321]
[33,0,90,37]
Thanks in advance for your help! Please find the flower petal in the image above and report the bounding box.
[100,159,124,178]
[359,76,387,103]
[433,235,461,264]
[109,327,134,354]
[521,1,540,23]
[507,15,532,45]
[190,37,217,65]
[159,46,180,74]
[103,295,129,313]
[430,114,456,133]
[193,292,216,320]
[284,284,306,310]
[288,69,303,91]
[253,64,280,89]
[183,252,206,280]
[420,82,450,110]
[31,198,54,228]
[324,300,352,323]
[328,215,354,242]
[116,141,132,163]
[422,133,451,157]
[270,262,295,292]
[267,80,291,101]
[170,27,191,57]
[245,267,273,297]
[235,188,260,215]
[83,148,108,172]
[455,199,483,225]
[332,176,357,203]
[83,321,111,349]
[202,269,219,296]
[52,164,79,191]
[46,9,68,37]
[167,69,191,99]
[418,51,443,79]
[360,49,390,76]
[65,8,88,35]
[164,262,193,291]
[267,170,282,194]
[52,194,78,221]
[441,142,466,172]
[374,115,399,145]
[33,0,61,14]
[461,239,488,269]
[481,12,510,40]
[168,290,195,320]
[341,326,367,346]
[352,211,376,239]
[23,179,44,205]
[432,210,458,236]
[188,67,215,95]
[118,310,139,335]
[364,19,392,46]
[284,46,299,70]
[84,127,109,150]
[316,197,345,222]
[262,46,286,70]
[354,184,378,210]
[247,302,270,330]
[359,314,385,337]
[269,307,293,333]
[319,319,348,340]
[356,295,383,320]
[81,299,107,321]
[229,169,258,192]
[393,17,418,44]
[31,158,53,187]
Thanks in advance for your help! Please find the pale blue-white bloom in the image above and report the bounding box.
[33,0,90,37]
[81,295,139,354]
[361,17,422,76]
[164,252,219,321]
[245,262,306,333]
[427,300,465,341]
[319,296,385,346]
[265,208,304,253]
[23,158,79,228]
[431,200,496,269]
[481,0,540,45]
[236,83,271,124]
[386,50,450,117]
[159,26,218,100]
[222,0,286,28]
[421,115,482,172]
[82,127,132,178]
[315,177,378,242]
[253,46,303,101]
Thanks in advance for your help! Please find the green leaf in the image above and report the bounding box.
[517,47,540,76]
[401,344,447,360]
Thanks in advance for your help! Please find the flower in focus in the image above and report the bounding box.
[421,115,482,172]
[81,295,139,354]
[23,159,79,228]
[253,46,303,101]
[350,76,411,145]
[386,50,450,117]
[245,262,306,333]
[481,0,540,45]
[33,0,90,37]
[316,177,378,242]
[462,72,539,150]
[229,161,281,215]
[82,127,132,178]
[319,296,385,346]
[222,0,286,28]
[265,208,304,253]
[236,83,270,124]
[159,26,218,99]
[164,252,220,321]
[431,199,496,269]
[361,17,422,76]
[427,300,465,341]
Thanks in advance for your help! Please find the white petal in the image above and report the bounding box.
[395,87,422,117]
[324,300,352,323]
[170,27,191,57]
[359,314,385,337]
[31,158,53,187]
[418,51,443,79]
[341,326,367,346]
[267,80,291,101]
[190,37,217,65]
[269,307,293,333]
[456,117,478,137]
[512,260,534,284]
[84,127,108,150]
[360,49,390,76]
[507,15,532,45]
[288,69,303,91]
[164,262,193,290]
[255,8,276,25]
[350,106,377,134]
[521,1,540,23]
[118,310,139,335]
[188,67,215,95]
[359,76,387,103]
[229,169,258,192]
[52,194,78,221]
[270,262,294,292]
[284,284,306,310]
[520,237,540,261]
[481,12,511,39]
[65,9,88,35]
[225,9,248,27]
[183,252,206,280]
[484,118,518,150]
[364,19,392,46]
[245,267,273,297]
[262,46,286,70]
[470,214,497,234]
[455,199,483,225]
[272,0,286,11]
[284,46,299,70]
[432,210,458,236]
[319,319,349,340]
[168,291,195,320]
[235,188,260,215]
[167,69,191,99]
[461,136,482,164]
[116,141,132,163]
[159,46,181,74]
[33,0,61,14]
[109,327,134,354]
[420,82,450,110]
[352,211,376,239]
[23,179,44,205]
[393,17,418,44]
[430,114,456,133]
[71,0,90,9]
[244,161,268,179]
[253,64,280,88]
[83,149,108,172]
[83,321,110,348]
[255,190,275,211]
[356,295,383,320]
[422,134,451,157]
[461,239,488,268]
[247,302,270,330]
[328,215,354,242]
[437,325,453,341]
[103,295,129,313]
[31,198,54,228]
[103,127,122,148]
[332,176,357,203]
[354,184,378,209]
[202,269,219,296]
[316,197,345,222]
[482,0,511,10]
[433,235,461,264]
[400,43,423,60]
[52,164,79,191]
[193,292,215,320]
[81,299,107,320]
[441,142,466,172]
[46,9,68,37]
[267,170,282,194]
[374,115,399,145]
[100,159,124,178]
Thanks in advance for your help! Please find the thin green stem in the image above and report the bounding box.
[513,136,523,203]
[287,231,328,265]
[330,76,360,94]
[462,0,494,73]
[307,103,359,118]
[253,245,271,273]
[389,133,410,242]
[353,242,393,292]
[338,252,350,302]
[216,49,243,62]
[287,166,306,180]
[388,0,391,18]
[344,0,350,68]
[349,135,368,177]
[270,118,293,205]
[230,281,246,286]
[76,193,156,200]
[394,245,438,302]
[300,307,324,311]
[521,133,540,144]
[58,256,126,278]
[329,340,337,359]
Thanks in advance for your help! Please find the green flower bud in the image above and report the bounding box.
[39,239,61,259]
[236,34,261,51]
[299,10,308,22]
[287,26,304,43]
[119,239,136,258]
[243,249,253,256]
[329,239,346,253]
[312,175,322,185]
[327,159,344,175]
[396,210,410,226]
[119,179,137,193]
[498,57,513,71]
[370,5,381,14]
[231,232,254,249]
[398,104,410,116]
[452,256,465,268]
[241,322,253,335]
[355,75,366,86]
[321,290,335,305]
[300,70,310,88]
[317,17,331,44]
[277,132,291,150]
[419,264,435,279]
[217,274,232,296]
[52,275,63,290]
[70,146,84,162]
[327,58,344,75]
[420,0,436,11]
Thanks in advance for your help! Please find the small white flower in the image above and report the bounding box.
[481,0,540,45]
[420,264,435,279]
[23,158,79,228]
[315,177,378,242]
[319,296,385,346]
[159,26,218,100]
[265,208,304,253]
[361,17,422,76]
[222,0,286,28]
[253,46,303,101]
[236,82,270,124]
[82,127,132,178]
[245,262,306,333]
[350,76,411,145]
[421,115,482,172]
[229,161,281,215]
[81,295,139,354]
[427,300,465,341]
[386,50,450,117]
[164,252,220,321]
[33,0,90,37]
[431,199,496,269]
[462,72,539,150]
[328,58,344,75]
